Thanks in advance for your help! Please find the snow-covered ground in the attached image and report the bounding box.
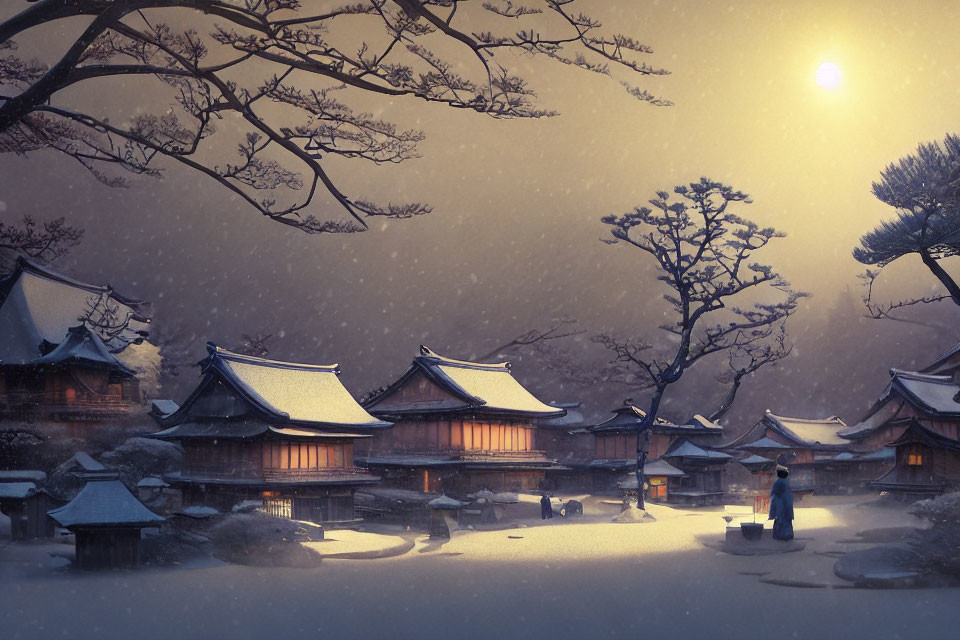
[1,495,958,640]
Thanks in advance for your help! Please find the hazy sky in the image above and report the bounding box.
[2,0,959,425]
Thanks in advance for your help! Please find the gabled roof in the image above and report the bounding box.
[618,460,687,488]
[738,436,792,450]
[30,324,134,375]
[886,369,960,417]
[540,401,586,429]
[160,344,391,431]
[838,398,903,440]
[887,418,960,451]
[149,399,180,418]
[47,478,165,529]
[762,411,849,447]
[686,414,724,433]
[920,343,960,376]
[663,439,732,460]
[737,454,776,471]
[365,346,563,418]
[589,404,678,433]
[0,258,150,364]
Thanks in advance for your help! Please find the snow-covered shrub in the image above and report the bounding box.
[98,436,183,489]
[908,492,960,577]
[207,513,323,566]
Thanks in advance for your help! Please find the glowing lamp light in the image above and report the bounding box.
[815,62,843,90]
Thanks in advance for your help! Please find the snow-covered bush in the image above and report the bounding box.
[908,492,960,577]
[98,437,183,489]
[208,513,323,567]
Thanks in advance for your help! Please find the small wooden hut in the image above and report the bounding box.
[48,472,165,570]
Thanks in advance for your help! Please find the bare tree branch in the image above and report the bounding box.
[1,0,670,234]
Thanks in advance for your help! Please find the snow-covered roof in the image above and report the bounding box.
[164,343,391,430]
[643,459,687,477]
[738,436,791,450]
[367,346,563,418]
[540,401,586,428]
[48,479,165,528]
[149,399,180,417]
[428,495,467,509]
[0,469,47,483]
[0,482,38,499]
[762,411,849,447]
[30,324,134,375]
[589,404,678,433]
[72,451,106,472]
[887,369,960,417]
[136,477,168,488]
[737,454,775,470]
[686,414,724,432]
[663,440,732,460]
[0,258,149,364]
[838,398,902,440]
[920,343,960,376]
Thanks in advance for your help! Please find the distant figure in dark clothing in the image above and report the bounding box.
[768,467,794,541]
[540,494,554,520]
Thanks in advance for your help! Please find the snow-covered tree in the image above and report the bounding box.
[855,133,960,321]
[598,178,805,509]
[0,0,669,234]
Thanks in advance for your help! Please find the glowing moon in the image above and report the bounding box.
[815,62,843,90]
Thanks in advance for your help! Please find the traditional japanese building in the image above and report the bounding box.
[838,350,960,496]
[0,473,59,540]
[582,402,728,503]
[151,344,390,527]
[47,471,164,570]
[0,258,150,426]
[725,410,890,495]
[358,346,563,495]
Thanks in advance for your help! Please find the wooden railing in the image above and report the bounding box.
[1,392,134,418]
[180,462,375,483]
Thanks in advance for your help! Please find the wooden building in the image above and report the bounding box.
[151,344,389,527]
[838,348,960,496]
[0,481,58,540]
[359,346,563,496]
[47,472,164,570]
[0,258,150,427]
[869,418,960,496]
[573,403,728,503]
[726,411,871,494]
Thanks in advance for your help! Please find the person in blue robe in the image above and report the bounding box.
[768,467,794,540]
[540,493,553,519]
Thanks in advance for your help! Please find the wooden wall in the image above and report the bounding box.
[183,439,356,475]
[372,419,536,454]
[594,433,671,459]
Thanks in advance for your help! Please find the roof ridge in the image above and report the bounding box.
[417,345,510,370]
[765,410,846,425]
[890,368,953,383]
[208,343,340,373]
